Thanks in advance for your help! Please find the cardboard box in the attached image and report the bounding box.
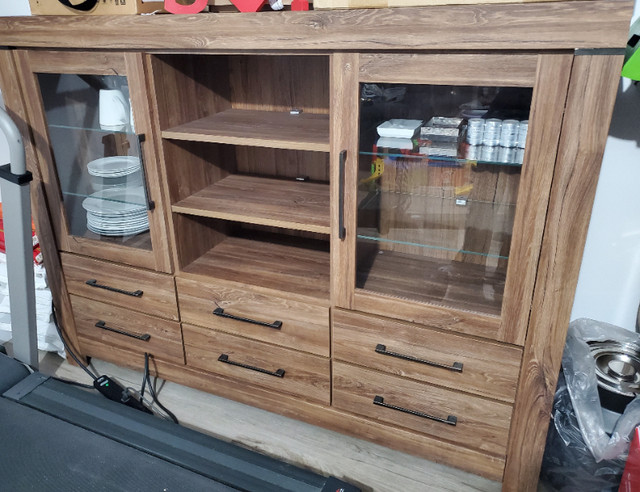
[29,0,164,15]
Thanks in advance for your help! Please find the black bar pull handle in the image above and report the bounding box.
[86,279,143,298]
[338,149,346,240]
[136,134,155,211]
[213,307,282,330]
[375,344,463,373]
[95,320,151,341]
[217,354,285,378]
[373,396,457,426]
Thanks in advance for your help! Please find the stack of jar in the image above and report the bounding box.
[465,118,528,164]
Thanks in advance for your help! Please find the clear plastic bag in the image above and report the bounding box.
[540,318,640,491]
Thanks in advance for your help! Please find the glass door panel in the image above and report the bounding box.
[356,83,533,316]
[37,73,152,250]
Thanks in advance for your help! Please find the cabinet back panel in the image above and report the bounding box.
[228,55,329,114]
[235,147,329,182]
[149,54,232,130]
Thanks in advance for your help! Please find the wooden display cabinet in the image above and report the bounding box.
[0,2,632,489]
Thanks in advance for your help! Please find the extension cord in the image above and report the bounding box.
[93,375,153,414]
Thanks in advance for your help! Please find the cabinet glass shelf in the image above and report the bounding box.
[48,122,136,135]
[356,82,531,313]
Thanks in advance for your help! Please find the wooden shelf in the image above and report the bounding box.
[162,109,330,152]
[356,248,505,316]
[181,236,330,303]
[172,175,330,234]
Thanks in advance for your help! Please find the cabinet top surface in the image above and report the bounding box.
[0,0,632,52]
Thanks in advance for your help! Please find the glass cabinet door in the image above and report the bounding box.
[39,73,152,248]
[21,51,171,272]
[356,83,532,317]
[332,52,570,344]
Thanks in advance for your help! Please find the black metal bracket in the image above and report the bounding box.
[0,164,32,186]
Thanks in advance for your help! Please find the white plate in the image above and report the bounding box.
[82,187,147,216]
[376,119,422,138]
[87,156,140,177]
[87,223,150,237]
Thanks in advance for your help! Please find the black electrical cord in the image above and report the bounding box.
[50,376,95,389]
[51,300,98,381]
[143,352,178,424]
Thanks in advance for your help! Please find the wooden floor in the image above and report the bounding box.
[39,352,501,492]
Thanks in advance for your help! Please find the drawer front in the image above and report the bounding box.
[72,295,184,365]
[183,323,330,405]
[332,309,522,403]
[62,252,178,321]
[333,362,512,456]
[177,277,329,357]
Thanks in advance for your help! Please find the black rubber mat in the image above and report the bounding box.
[1,370,359,492]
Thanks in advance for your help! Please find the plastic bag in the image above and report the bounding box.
[540,372,626,491]
[563,318,640,462]
[540,318,640,491]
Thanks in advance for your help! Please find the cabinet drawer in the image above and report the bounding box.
[333,362,512,456]
[333,309,522,403]
[62,253,178,321]
[177,277,329,356]
[183,323,330,405]
[72,295,184,364]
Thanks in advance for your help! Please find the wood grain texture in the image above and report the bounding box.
[177,276,330,356]
[353,290,501,340]
[330,53,359,309]
[77,345,506,480]
[124,52,174,273]
[180,235,330,304]
[71,295,185,365]
[183,323,331,405]
[355,248,506,316]
[25,50,127,75]
[502,54,624,491]
[172,174,330,234]
[61,252,179,321]
[0,1,632,51]
[359,53,538,87]
[228,55,330,114]
[162,109,330,152]
[332,309,522,402]
[333,362,512,456]
[497,54,574,345]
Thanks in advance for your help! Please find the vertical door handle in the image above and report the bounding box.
[136,134,155,211]
[338,149,346,240]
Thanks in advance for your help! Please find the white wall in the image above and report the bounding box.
[571,3,640,331]
[0,2,31,16]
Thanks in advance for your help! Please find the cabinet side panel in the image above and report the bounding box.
[503,54,624,491]
[498,54,574,345]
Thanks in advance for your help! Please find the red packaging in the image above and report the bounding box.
[620,427,640,491]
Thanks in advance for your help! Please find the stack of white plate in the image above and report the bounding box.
[82,186,149,237]
[87,156,143,191]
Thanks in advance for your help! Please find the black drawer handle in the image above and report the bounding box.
[213,307,282,330]
[375,344,463,373]
[86,279,143,298]
[95,320,150,341]
[217,354,285,378]
[373,395,457,426]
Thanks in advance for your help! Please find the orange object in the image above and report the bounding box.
[291,0,310,10]
[620,427,640,491]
